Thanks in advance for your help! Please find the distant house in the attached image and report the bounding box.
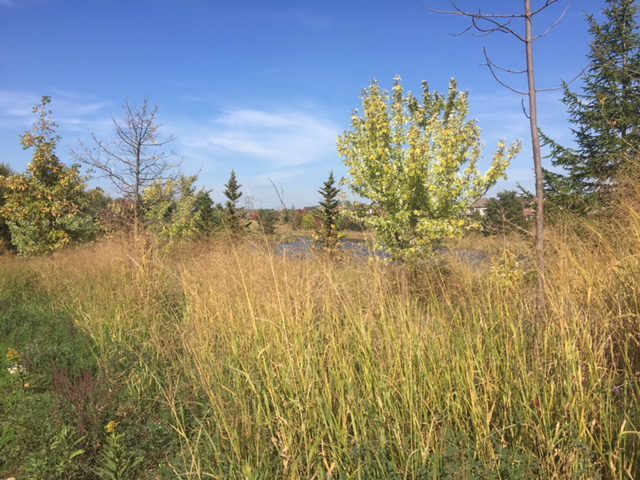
[468,195,536,221]
[297,206,317,213]
[469,197,491,217]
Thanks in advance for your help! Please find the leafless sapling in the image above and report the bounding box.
[73,99,178,236]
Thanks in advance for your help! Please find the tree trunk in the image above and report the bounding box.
[525,0,546,312]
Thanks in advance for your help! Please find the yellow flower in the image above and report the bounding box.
[7,348,21,363]
[105,420,119,434]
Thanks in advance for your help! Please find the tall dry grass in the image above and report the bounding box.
[3,202,640,478]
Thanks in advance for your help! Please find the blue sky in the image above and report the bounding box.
[0,0,606,207]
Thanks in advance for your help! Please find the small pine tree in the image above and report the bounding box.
[256,209,279,235]
[223,170,245,234]
[314,171,341,251]
[544,0,640,211]
[0,97,97,255]
[482,191,528,236]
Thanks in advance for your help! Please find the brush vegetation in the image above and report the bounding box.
[2,188,640,479]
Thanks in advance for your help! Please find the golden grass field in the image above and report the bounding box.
[2,199,640,479]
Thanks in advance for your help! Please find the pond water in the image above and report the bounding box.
[275,238,389,258]
[275,238,493,269]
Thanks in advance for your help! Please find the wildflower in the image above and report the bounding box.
[105,420,119,434]
[6,348,21,363]
[7,365,26,375]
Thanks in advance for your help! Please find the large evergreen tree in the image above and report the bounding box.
[0,97,97,255]
[223,170,245,234]
[544,0,640,212]
[314,171,341,252]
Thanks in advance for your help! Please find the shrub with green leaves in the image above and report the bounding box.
[483,191,529,236]
[0,97,97,255]
[255,209,279,235]
[338,77,520,259]
[95,421,143,480]
[144,175,219,243]
[0,163,14,252]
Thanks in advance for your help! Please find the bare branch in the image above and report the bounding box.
[534,2,570,39]
[452,23,474,37]
[428,2,524,19]
[530,0,560,17]
[470,15,526,42]
[428,0,562,42]
[482,51,527,74]
[482,49,529,95]
[535,65,588,92]
[268,178,289,213]
[520,97,531,119]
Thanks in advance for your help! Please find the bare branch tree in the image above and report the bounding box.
[524,0,547,312]
[430,0,571,312]
[268,178,296,230]
[72,99,178,236]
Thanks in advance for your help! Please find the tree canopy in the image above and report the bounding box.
[544,0,640,212]
[0,97,97,255]
[338,76,520,259]
[144,175,219,243]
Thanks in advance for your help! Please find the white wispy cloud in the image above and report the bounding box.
[289,8,333,30]
[0,89,113,134]
[178,107,340,168]
[251,168,301,185]
[0,0,52,8]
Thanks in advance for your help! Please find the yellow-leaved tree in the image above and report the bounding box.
[338,76,521,260]
[0,97,97,255]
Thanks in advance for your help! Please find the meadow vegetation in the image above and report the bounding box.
[2,185,640,478]
[1,2,639,477]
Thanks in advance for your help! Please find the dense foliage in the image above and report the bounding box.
[544,0,640,212]
[0,163,14,252]
[338,77,520,259]
[143,175,220,243]
[483,191,529,236]
[0,97,97,255]
[255,209,279,235]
